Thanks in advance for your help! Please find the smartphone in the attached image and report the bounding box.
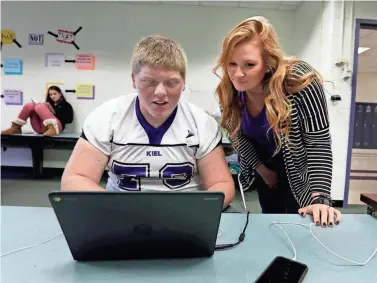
[255,256,308,283]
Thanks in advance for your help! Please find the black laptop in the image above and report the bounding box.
[48,191,224,261]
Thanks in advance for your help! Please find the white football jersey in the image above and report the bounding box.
[82,93,222,192]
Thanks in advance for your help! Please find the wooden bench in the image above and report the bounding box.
[1,133,80,178]
[360,193,377,216]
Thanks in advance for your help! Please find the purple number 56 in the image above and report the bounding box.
[112,161,194,191]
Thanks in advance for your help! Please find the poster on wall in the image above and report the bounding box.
[45,82,65,95]
[76,84,95,99]
[61,53,96,70]
[75,54,95,70]
[2,89,23,105]
[29,33,44,45]
[45,53,65,68]
[47,26,82,50]
[57,29,75,44]
[3,58,23,75]
[1,29,22,49]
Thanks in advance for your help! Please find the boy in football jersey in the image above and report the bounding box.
[61,35,235,207]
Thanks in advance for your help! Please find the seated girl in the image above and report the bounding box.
[1,86,73,136]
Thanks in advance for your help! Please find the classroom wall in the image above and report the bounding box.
[292,0,377,201]
[1,1,295,168]
[293,1,324,70]
[291,0,346,200]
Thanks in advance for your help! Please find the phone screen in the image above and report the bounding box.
[255,256,308,283]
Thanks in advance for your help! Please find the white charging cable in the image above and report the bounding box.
[2,228,224,257]
[2,223,376,266]
[1,232,63,257]
[238,174,248,211]
[271,221,297,261]
[237,178,377,266]
[2,228,225,257]
[271,221,377,266]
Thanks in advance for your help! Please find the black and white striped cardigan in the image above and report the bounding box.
[230,62,333,208]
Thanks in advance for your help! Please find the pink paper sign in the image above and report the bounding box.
[75,53,95,70]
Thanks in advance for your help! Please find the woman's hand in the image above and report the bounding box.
[256,164,278,189]
[298,204,342,227]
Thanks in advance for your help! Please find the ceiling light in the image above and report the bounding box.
[358,47,370,54]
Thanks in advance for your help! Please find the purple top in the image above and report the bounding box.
[239,92,276,153]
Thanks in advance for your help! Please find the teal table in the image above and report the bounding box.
[1,206,376,283]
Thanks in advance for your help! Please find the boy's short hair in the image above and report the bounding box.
[131,35,187,79]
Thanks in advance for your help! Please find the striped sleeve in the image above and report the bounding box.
[295,70,333,199]
[237,133,262,170]
[229,132,262,191]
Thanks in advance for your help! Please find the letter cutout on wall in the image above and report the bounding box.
[1,29,22,49]
[47,26,82,50]
[29,33,44,45]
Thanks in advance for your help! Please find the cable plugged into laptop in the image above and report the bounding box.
[215,211,250,251]
[214,233,245,250]
[215,179,250,251]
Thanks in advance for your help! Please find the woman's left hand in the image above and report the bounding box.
[298,204,342,228]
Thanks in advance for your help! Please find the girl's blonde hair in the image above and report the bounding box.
[213,16,323,154]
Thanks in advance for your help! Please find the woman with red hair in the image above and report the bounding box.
[214,16,341,228]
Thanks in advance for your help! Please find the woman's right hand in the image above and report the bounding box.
[256,164,278,189]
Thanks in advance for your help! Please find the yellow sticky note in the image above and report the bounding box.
[1,30,16,44]
[76,84,95,99]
